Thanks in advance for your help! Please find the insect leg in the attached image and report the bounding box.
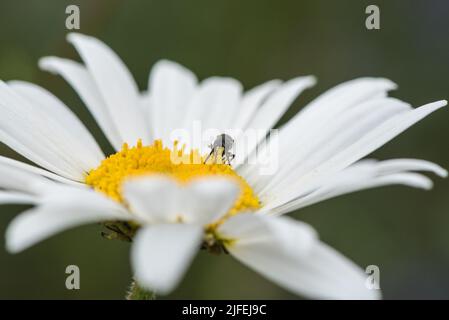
[204,150,214,164]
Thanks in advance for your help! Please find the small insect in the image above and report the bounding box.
[204,133,235,165]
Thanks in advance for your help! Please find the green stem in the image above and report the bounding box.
[126,280,156,300]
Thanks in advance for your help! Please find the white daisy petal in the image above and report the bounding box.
[0,129,75,180]
[148,60,197,145]
[0,158,54,194]
[183,77,242,151]
[37,184,128,211]
[218,213,317,259]
[277,78,398,155]
[268,158,446,214]
[262,100,447,211]
[6,205,124,254]
[298,100,445,192]
[0,81,91,180]
[218,214,378,299]
[8,80,105,163]
[245,76,316,132]
[254,97,410,194]
[288,77,397,128]
[271,78,398,159]
[39,56,123,150]
[241,76,316,159]
[122,176,181,223]
[183,177,240,224]
[239,78,399,187]
[0,156,84,187]
[131,224,203,295]
[272,173,433,215]
[0,191,37,205]
[373,158,448,177]
[294,241,380,299]
[123,176,240,224]
[6,186,129,253]
[234,80,282,131]
[200,78,242,132]
[67,33,148,145]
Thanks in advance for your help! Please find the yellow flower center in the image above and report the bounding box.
[85,140,260,220]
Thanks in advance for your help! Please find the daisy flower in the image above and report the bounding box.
[0,33,446,299]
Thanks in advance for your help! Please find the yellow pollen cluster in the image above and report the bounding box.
[85,140,260,219]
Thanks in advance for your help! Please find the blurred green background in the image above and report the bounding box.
[0,0,448,299]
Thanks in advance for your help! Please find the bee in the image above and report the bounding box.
[204,133,235,165]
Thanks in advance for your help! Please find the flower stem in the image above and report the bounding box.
[126,280,156,300]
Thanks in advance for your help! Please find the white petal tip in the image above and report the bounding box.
[405,174,434,190]
[382,78,398,90]
[66,32,96,47]
[153,59,189,72]
[292,75,317,88]
[374,77,398,90]
[419,181,434,190]
[38,57,56,71]
[5,228,25,254]
[66,32,82,43]
[5,243,21,254]
[39,56,82,75]
[37,56,57,70]
[430,164,448,178]
[305,75,317,85]
[354,77,398,91]
[430,99,447,108]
